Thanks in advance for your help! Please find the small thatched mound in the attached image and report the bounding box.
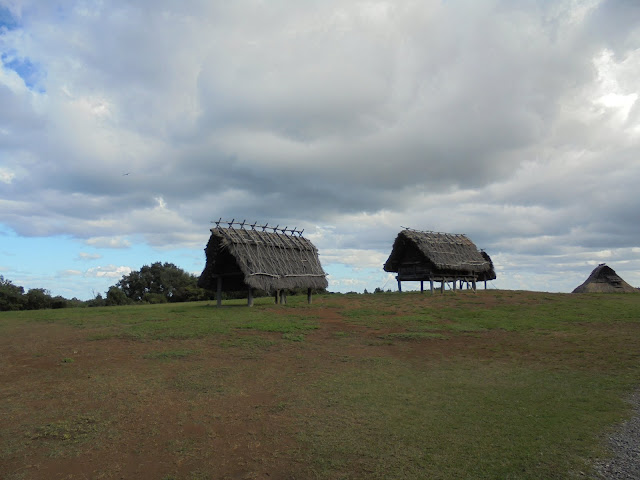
[572,264,638,293]
[198,225,328,294]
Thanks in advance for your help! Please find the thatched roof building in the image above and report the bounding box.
[572,264,638,293]
[198,224,328,301]
[383,229,495,291]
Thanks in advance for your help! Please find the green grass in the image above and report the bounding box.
[26,413,109,459]
[0,299,317,341]
[143,349,200,360]
[30,414,103,443]
[378,331,449,340]
[2,291,640,479]
[298,360,623,479]
[338,291,640,333]
[282,332,306,342]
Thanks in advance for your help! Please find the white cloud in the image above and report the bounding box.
[0,168,14,183]
[77,252,102,261]
[61,269,82,276]
[85,237,132,249]
[321,249,387,270]
[85,265,132,279]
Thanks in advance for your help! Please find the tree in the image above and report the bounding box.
[50,296,68,309]
[87,293,106,307]
[105,286,131,306]
[25,288,52,310]
[0,276,25,311]
[114,262,205,303]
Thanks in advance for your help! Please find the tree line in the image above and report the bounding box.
[0,262,327,311]
[0,262,213,311]
[0,276,72,311]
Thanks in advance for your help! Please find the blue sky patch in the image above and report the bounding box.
[0,6,19,31]
[1,52,44,90]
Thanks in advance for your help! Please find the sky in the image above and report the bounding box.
[0,0,639,300]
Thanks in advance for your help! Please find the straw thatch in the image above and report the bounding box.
[198,226,328,294]
[383,229,496,281]
[572,264,638,293]
[479,250,497,282]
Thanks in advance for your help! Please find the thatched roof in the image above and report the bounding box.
[198,226,328,293]
[479,250,497,281]
[572,264,638,293]
[384,229,496,280]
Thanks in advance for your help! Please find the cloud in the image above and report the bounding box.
[321,249,388,270]
[61,269,82,276]
[77,252,101,261]
[0,167,14,183]
[85,237,131,249]
[0,0,639,295]
[85,265,132,279]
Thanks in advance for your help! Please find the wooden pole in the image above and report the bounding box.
[248,287,254,307]
[274,289,280,304]
[216,277,222,307]
[452,279,457,293]
[420,281,424,293]
[307,287,312,304]
[430,279,434,294]
[440,281,444,294]
[397,278,402,292]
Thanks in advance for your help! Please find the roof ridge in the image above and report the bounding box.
[212,218,305,237]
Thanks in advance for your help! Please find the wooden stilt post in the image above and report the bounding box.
[440,280,445,294]
[280,291,287,305]
[453,278,457,293]
[485,280,487,290]
[472,278,477,292]
[307,288,312,304]
[216,277,222,307]
[397,278,402,292]
[420,281,424,293]
[430,279,434,294]
[274,289,280,304]
[248,287,254,307]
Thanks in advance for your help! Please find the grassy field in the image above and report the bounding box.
[1,290,640,479]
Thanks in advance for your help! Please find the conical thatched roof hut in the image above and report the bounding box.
[198,224,328,303]
[383,229,496,292]
[572,264,637,293]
